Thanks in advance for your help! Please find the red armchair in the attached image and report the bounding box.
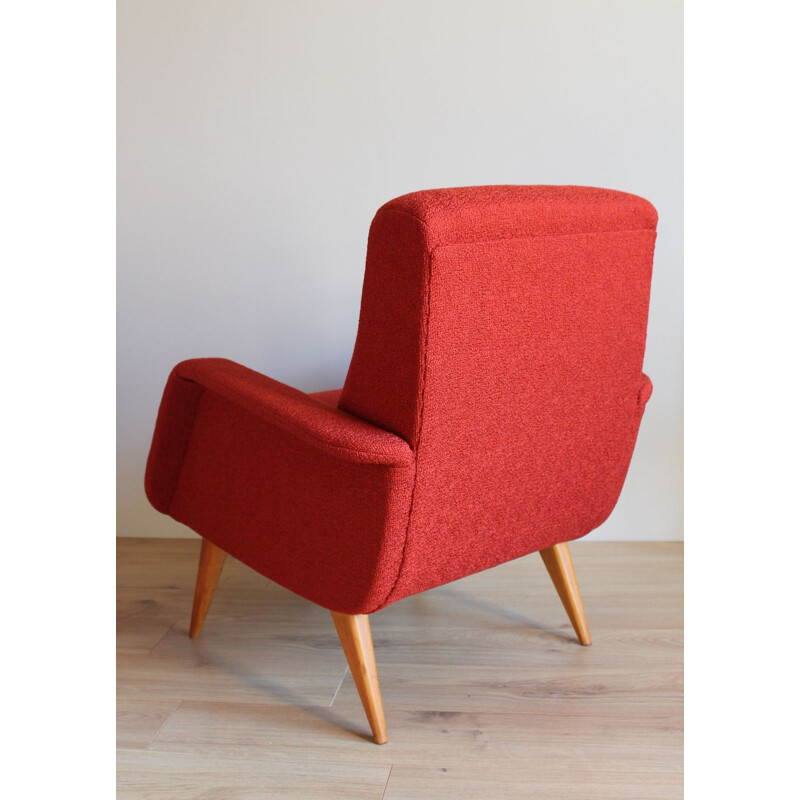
[145,185,657,744]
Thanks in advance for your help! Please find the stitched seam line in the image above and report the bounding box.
[375,206,655,249]
[174,370,414,467]
[165,385,206,515]
[374,222,434,611]
[428,226,657,254]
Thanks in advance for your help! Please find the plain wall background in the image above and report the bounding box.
[118,0,683,540]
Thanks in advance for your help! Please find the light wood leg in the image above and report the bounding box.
[189,539,227,638]
[330,612,388,744]
[540,542,592,645]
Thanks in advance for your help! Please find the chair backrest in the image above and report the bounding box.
[340,186,657,604]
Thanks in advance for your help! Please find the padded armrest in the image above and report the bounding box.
[145,358,416,613]
[145,358,414,517]
[172,359,413,466]
[638,372,653,406]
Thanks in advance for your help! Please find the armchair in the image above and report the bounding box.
[145,185,657,743]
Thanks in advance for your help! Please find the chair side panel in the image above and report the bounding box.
[339,209,430,446]
[167,389,415,614]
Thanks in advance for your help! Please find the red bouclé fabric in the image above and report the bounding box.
[145,186,657,614]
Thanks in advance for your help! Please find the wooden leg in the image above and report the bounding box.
[330,612,388,744]
[540,542,592,645]
[189,539,227,638]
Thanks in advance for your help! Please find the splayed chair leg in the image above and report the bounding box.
[189,538,227,638]
[330,611,388,744]
[540,542,592,645]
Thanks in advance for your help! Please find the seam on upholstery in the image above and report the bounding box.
[165,385,206,515]
[374,230,435,611]
[173,369,414,467]
[376,205,656,248]
[427,226,657,254]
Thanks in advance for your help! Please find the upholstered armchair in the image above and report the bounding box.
[145,185,657,744]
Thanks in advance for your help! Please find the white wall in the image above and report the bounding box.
[118,0,682,540]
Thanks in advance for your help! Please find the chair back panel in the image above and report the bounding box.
[340,186,657,605]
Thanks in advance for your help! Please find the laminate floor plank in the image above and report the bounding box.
[381,763,681,800]
[147,697,681,768]
[117,750,391,800]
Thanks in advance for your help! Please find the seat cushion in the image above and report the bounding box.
[311,389,343,408]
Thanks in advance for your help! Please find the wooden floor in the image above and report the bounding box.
[118,539,683,799]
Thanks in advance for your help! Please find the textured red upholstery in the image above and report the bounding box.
[311,388,343,408]
[145,360,414,612]
[145,186,657,614]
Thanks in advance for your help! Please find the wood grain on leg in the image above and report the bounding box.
[540,542,592,645]
[330,612,388,744]
[189,539,227,638]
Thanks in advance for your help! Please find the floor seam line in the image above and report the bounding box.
[380,765,393,800]
[144,700,183,751]
[329,666,348,707]
[147,620,180,655]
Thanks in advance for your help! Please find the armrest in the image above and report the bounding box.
[173,358,414,467]
[638,372,653,407]
[145,357,416,613]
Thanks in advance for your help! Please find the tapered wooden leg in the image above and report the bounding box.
[330,612,388,744]
[540,542,592,645]
[189,539,227,638]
